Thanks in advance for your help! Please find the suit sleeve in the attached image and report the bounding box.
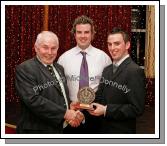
[15,65,66,126]
[105,68,146,120]
[95,69,107,105]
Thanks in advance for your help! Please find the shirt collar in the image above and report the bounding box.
[36,55,53,67]
[74,45,93,56]
[113,54,130,66]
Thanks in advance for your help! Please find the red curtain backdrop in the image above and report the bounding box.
[5,6,155,133]
[5,5,44,103]
[48,5,132,58]
[5,5,132,103]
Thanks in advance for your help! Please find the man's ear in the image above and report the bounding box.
[34,45,37,53]
[126,41,130,50]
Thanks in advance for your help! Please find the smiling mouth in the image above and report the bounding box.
[112,51,118,56]
[80,39,87,42]
[45,56,54,60]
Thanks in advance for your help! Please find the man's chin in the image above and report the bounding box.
[79,45,89,50]
[112,57,119,61]
[43,60,54,65]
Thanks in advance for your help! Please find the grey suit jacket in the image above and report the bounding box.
[15,57,70,133]
[95,57,146,134]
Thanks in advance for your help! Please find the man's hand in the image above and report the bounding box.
[88,103,107,116]
[75,110,85,122]
[70,101,80,110]
[65,101,86,127]
[64,109,85,127]
[64,109,80,127]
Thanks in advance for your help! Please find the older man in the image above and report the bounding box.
[15,31,83,134]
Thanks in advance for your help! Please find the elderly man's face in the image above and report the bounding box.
[35,38,58,65]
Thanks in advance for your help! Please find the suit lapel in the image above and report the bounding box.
[34,57,62,92]
[111,57,132,80]
[53,64,69,97]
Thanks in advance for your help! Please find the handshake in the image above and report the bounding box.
[64,101,107,127]
[63,102,85,128]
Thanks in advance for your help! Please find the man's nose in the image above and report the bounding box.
[81,33,85,37]
[48,49,52,54]
[110,45,116,50]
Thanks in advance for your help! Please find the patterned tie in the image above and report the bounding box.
[47,65,61,91]
[47,65,69,108]
[47,65,69,128]
[79,51,89,89]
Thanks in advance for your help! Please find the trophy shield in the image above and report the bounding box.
[76,87,95,110]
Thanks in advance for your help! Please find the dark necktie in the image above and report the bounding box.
[113,64,118,73]
[47,65,61,91]
[79,52,89,89]
[47,65,69,128]
[47,65,69,109]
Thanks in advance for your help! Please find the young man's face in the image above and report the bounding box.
[75,24,92,50]
[35,38,58,65]
[107,33,130,62]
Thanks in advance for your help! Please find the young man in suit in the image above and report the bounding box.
[88,27,146,134]
[15,31,84,134]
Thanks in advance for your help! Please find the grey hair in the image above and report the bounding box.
[34,31,59,48]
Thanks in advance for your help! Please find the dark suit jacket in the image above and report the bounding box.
[15,57,70,134]
[95,57,146,134]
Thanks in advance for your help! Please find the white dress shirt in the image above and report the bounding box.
[58,45,112,101]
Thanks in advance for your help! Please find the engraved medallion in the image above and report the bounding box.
[77,87,95,109]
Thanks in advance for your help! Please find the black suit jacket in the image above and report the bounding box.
[15,57,70,134]
[95,57,146,134]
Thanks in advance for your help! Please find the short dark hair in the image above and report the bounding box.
[108,27,130,43]
[71,15,96,35]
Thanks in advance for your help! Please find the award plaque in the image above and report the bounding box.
[76,87,95,110]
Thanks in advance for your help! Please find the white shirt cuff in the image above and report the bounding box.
[104,105,107,117]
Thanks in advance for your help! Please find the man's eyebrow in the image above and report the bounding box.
[41,44,49,47]
[76,30,90,32]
